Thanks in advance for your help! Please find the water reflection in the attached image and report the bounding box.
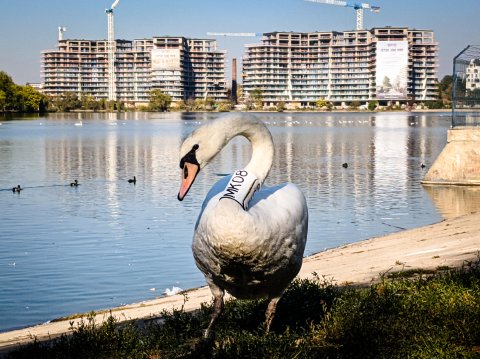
[0,111,454,332]
[423,185,480,219]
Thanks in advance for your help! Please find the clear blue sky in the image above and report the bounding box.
[1,0,479,84]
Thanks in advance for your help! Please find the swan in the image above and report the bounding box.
[128,176,136,184]
[70,180,79,187]
[177,114,308,338]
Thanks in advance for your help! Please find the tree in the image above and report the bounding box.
[368,100,378,111]
[185,98,196,112]
[0,90,6,112]
[81,95,97,111]
[0,72,48,113]
[204,97,215,111]
[21,86,47,112]
[276,101,286,112]
[52,92,81,112]
[349,101,361,109]
[148,89,171,112]
[193,99,204,111]
[249,88,263,110]
[217,101,234,112]
[0,71,17,112]
[438,75,453,106]
[316,98,332,111]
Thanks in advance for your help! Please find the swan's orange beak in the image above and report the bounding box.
[178,162,199,201]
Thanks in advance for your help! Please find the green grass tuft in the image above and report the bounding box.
[7,260,480,358]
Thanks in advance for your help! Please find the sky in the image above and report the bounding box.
[0,0,479,85]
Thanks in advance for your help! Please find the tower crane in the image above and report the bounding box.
[206,32,261,37]
[106,0,120,101]
[304,0,380,30]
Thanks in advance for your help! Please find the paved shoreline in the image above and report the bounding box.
[1,211,479,353]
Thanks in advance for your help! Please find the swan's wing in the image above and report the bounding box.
[249,183,308,252]
[195,182,308,263]
[193,181,308,298]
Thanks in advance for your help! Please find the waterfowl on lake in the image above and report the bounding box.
[178,114,308,338]
[70,180,79,187]
[128,176,136,184]
[342,163,348,168]
[12,185,22,193]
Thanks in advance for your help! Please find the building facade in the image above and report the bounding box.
[41,36,228,105]
[465,59,480,91]
[242,27,438,107]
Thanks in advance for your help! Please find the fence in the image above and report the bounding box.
[452,45,480,127]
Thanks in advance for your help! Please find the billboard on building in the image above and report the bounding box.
[151,48,181,70]
[376,41,408,100]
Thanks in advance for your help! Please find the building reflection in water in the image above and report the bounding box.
[423,185,480,219]
[39,112,453,238]
[264,112,450,245]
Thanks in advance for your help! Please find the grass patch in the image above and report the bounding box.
[7,261,480,358]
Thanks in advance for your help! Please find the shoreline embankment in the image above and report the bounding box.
[0,211,479,353]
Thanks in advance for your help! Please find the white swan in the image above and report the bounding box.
[178,114,308,337]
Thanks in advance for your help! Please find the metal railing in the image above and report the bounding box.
[452,45,480,127]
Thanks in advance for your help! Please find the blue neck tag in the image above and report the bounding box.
[219,170,260,210]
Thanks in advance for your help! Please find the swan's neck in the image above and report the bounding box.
[185,115,274,183]
[234,119,274,183]
[216,118,273,210]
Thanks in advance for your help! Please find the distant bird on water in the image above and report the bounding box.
[70,180,79,187]
[421,163,426,169]
[342,163,348,168]
[128,176,136,184]
[12,185,22,193]
[178,114,308,338]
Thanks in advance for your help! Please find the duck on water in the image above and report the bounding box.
[177,114,309,338]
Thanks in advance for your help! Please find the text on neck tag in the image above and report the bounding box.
[219,170,260,210]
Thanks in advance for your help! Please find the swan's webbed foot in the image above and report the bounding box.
[265,297,280,333]
[204,283,224,340]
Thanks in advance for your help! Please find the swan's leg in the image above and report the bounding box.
[204,283,224,339]
[265,296,280,332]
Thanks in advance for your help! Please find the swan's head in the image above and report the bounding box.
[178,122,224,201]
[177,114,273,201]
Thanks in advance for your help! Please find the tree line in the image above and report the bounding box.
[0,72,48,113]
[0,70,457,114]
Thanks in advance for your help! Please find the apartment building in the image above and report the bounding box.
[466,59,480,91]
[41,36,228,105]
[242,27,438,107]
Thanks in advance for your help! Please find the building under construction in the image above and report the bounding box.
[41,36,228,105]
[242,27,438,108]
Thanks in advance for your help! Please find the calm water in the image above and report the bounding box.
[0,111,470,332]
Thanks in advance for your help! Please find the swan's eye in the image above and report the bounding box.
[183,166,189,179]
[180,145,200,169]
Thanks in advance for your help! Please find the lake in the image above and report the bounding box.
[0,111,474,332]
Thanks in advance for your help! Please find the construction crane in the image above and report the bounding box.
[106,0,120,101]
[206,32,261,37]
[304,0,380,30]
[58,27,67,41]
